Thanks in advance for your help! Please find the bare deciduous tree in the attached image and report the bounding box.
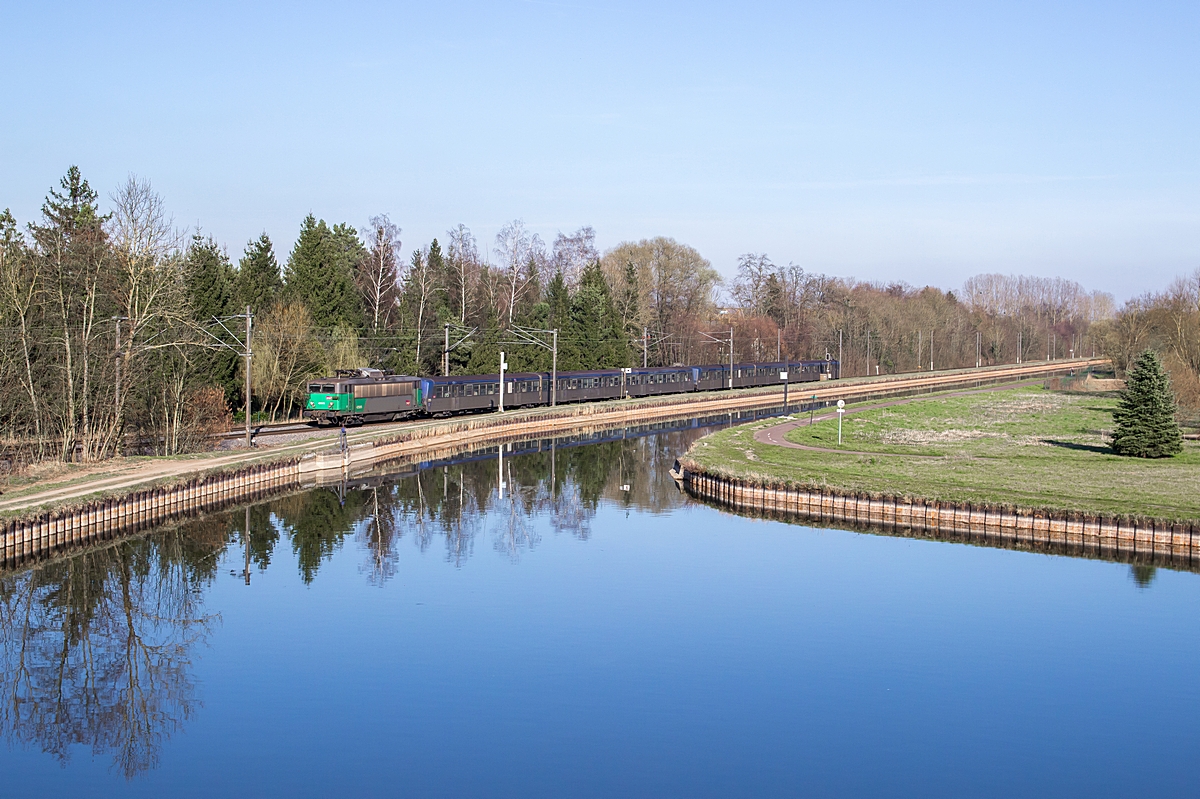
[403,248,438,374]
[108,175,188,452]
[552,226,598,289]
[357,215,401,334]
[251,302,325,421]
[447,223,480,324]
[493,219,545,325]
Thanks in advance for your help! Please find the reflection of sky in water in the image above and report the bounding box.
[3,429,1199,797]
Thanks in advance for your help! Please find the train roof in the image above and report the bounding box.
[425,372,544,383]
[311,369,419,383]
[624,366,694,373]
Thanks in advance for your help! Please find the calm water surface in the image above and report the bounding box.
[2,428,1198,797]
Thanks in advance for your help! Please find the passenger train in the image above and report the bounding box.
[303,360,839,426]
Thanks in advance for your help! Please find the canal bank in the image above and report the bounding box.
[676,378,1200,568]
[0,359,1098,568]
[675,465,1200,572]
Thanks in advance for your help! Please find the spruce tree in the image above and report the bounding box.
[466,302,502,375]
[545,270,570,332]
[564,262,629,370]
[236,233,281,314]
[427,238,452,322]
[184,235,238,400]
[185,235,235,322]
[1111,350,1182,458]
[283,214,364,330]
[621,260,641,340]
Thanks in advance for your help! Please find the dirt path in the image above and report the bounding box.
[0,423,392,515]
[752,381,1042,456]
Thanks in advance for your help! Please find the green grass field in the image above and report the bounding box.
[684,386,1200,519]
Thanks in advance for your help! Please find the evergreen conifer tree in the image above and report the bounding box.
[1111,350,1183,458]
[545,270,570,332]
[620,260,641,340]
[185,235,235,322]
[184,235,238,399]
[427,238,452,322]
[283,214,364,330]
[564,262,629,370]
[236,233,281,314]
[466,301,502,375]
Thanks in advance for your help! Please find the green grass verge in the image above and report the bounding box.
[685,386,1200,520]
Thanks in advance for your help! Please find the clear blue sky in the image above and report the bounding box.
[3,1,1196,299]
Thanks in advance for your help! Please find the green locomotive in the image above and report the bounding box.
[303,368,422,426]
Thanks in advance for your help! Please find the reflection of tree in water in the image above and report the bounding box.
[494,455,543,560]
[1130,564,1157,589]
[253,429,710,582]
[358,487,402,584]
[0,516,224,779]
[273,490,369,584]
[231,503,278,570]
[0,429,708,777]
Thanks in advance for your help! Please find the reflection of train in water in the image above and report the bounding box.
[303,359,840,426]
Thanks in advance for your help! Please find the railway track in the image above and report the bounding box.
[3,358,1106,518]
[214,358,1107,443]
[216,421,316,441]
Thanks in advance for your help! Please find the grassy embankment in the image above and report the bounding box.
[685,386,1200,519]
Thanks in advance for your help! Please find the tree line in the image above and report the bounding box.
[0,166,1150,466]
[1093,270,1200,423]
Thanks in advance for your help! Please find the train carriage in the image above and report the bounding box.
[730,361,788,389]
[421,372,548,414]
[693,365,727,392]
[554,370,625,403]
[622,366,695,398]
[795,359,838,381]
[303,358,840,426]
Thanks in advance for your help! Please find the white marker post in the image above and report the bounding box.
[780,369,789,411]
[499,352,507,412]
[836,399,846,445]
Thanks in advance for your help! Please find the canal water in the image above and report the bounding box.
[2,426,1198,797]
